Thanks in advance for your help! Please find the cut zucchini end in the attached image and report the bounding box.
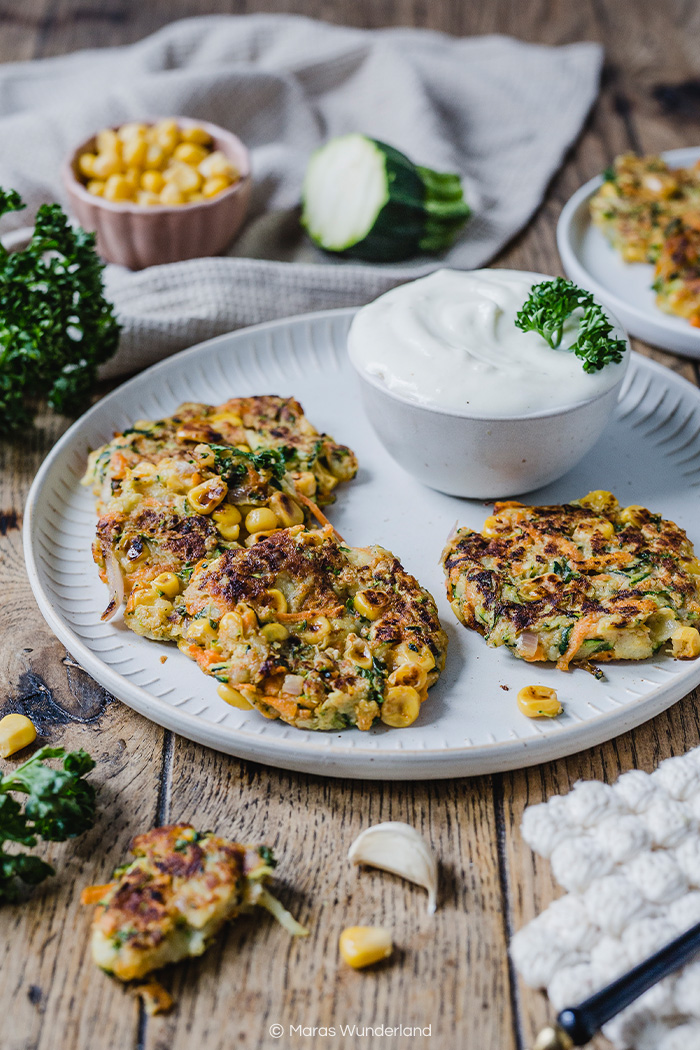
[301,133,389,253]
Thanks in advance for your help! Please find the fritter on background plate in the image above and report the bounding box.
[441,490,700,673]
[590,153,700,263]
[653,216,700,327]
[167,524,448,731]
[87,824,306,982]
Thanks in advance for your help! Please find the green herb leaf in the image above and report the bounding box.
[0,745,97,903]
[0,187,120,435]
[514,277,626,373]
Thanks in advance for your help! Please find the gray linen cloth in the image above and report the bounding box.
[0,15,602,377]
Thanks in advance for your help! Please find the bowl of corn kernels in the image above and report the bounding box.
[62,117,252,270]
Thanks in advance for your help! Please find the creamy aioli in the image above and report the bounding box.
[347,269,629,417]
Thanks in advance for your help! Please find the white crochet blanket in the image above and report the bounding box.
[511,748,700,1049]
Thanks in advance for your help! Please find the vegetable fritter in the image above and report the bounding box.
[590,153,700,263]
[653,217,700,327]
[83,396,357,620]
[84,395,357,512]
[153,524,448,731]
[89,824,306,982]
[441,491,700,672]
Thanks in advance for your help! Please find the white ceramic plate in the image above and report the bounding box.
[557,146,700,357]
[24,309,700,779]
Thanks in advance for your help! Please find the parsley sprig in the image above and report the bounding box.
[515,277,626,374]
[0,188,120,435]
[0,746,97,903]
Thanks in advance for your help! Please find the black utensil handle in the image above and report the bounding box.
[557,919,700,1045]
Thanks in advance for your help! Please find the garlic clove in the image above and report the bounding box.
[348,821,438,914]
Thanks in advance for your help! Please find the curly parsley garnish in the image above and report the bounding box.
[515,277,626,374]
[0,746,97,903]
[0,188,120,435]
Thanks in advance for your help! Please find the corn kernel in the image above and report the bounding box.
[199,150,238,180]
[153,118,179,153]
[0,713,37,758]
[117,122,148,142]
[686,558,700,577]
[345,634,372,669]
[152,572,181,598]
[244,529,277,547]
[78,152,97,178]
[517,685,562,718]
[202,175,233,199]
[339,926,393,969]
[353,590,387,621]
[217,683,254,709]
[186,192,204,202]
[577,490,619,516]
[294,472,317,497]
[141,170,165,194]
[261,623,289,643]
[174,142,209,166]
[159,183,185,205]
[124,167,141,190]
[180,125,213,146]
[393,642,435,672]
[86,179,106,197]
[122,136,148,168]
[618,505,647,528]
[380,686,421,728]
[163,162,202,194]
[92,152,123,179]
[145,143,167,170]
[262,588,288,616]
[269,492,305,527]
[594,519,615,540]
[189,477,228,514]
[103,174,133,202]
[185,619,218,645]
[208,410,243,426]
[671,626,700,659]
[245,507,278,534]
[96,128,121,155]
[136,190,161,206]
[388,663,427,690]
[298,615,331,643]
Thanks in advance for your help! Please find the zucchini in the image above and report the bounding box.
[301,133,470,262]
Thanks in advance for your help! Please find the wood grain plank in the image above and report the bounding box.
[0,0,55,63]
[0,405,165,1050]
[137,749,516,1050]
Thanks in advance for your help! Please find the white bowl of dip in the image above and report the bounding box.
[347,268,630,498]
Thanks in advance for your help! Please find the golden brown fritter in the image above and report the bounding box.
[590,153,700,263]
[83,396,357,620]
[158,524,448,731]
[84,395,357,513]
[89,824,305,981]
[441,490,700,672]
[653,216,700,327]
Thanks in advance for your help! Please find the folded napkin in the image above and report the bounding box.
[511,748,700,1049]
[0,15,602,377]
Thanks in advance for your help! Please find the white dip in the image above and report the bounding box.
[347,269,629,417]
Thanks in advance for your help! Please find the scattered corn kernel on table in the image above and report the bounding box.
[4,3,700,1050]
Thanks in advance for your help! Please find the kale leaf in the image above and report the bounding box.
[0,188,120,435]
[0,745,97,902]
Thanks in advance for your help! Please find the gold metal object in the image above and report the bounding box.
[533,1025,575,1050]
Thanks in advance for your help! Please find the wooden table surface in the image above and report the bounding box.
[3,3,700,1049]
